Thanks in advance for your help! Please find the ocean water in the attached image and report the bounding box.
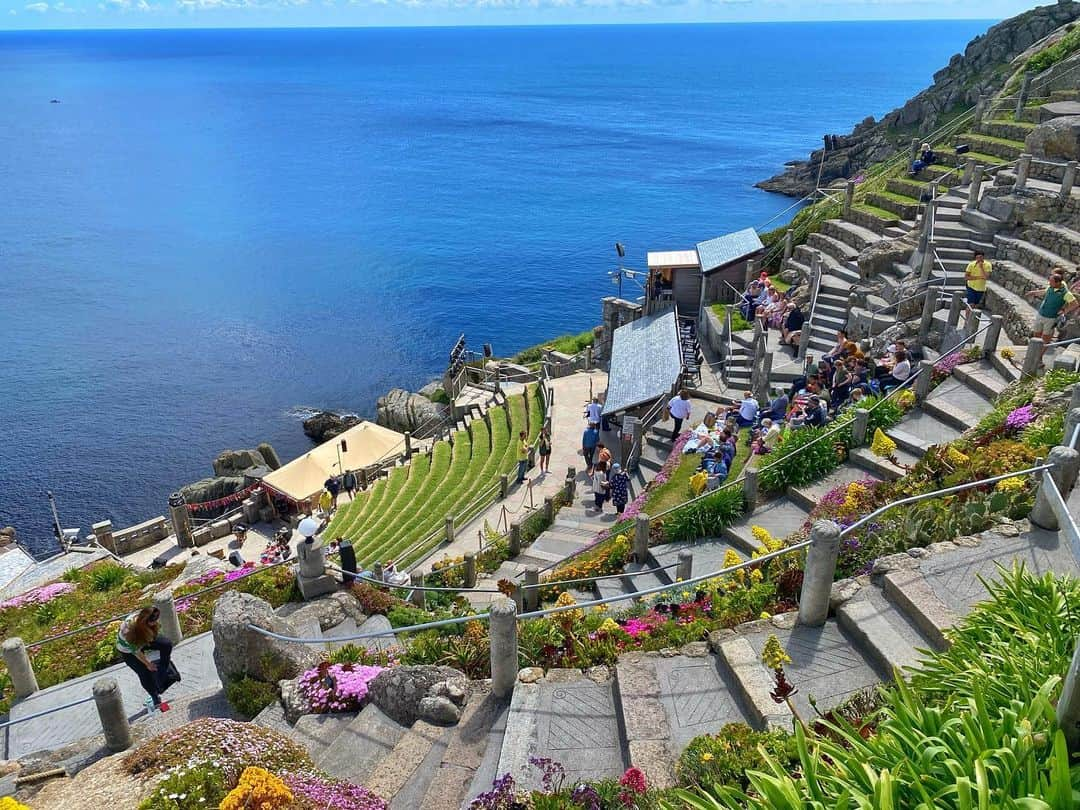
[0,21,990,541]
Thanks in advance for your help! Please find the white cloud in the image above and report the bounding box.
[107,0,153,9]
[24,2,49,11]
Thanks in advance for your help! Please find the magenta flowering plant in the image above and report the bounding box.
[0,582,76,611]
[283,772,388,810]
[223,562,256,583]
[297,662,384,713]
[1005,404,1036,431]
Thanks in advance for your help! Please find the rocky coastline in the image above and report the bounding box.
[757,2,1080,197]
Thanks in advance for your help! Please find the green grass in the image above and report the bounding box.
[1027,24,1080,74]
[527,383,544,441]
[709,304,753,332]
[768,276,791,293]
[872,189,920,206]
[851,203,900,223]
[963,131,1027,148]
[987,118,1035,130]
[513,329,594,364]
[643,431,753,515]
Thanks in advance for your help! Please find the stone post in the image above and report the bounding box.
[1022,338,1045,378]
[403,431,412,458]
[744,258,757,288]
[783,230,794,262]
[295,537,335,601]
[676,551,693,583]
[523,567,540,612]
[2,638,37,698]
[489,598,518,698]
[1015,71,1032,121]
[93,677,132,752]
[843,180,855,218]
[445,515,455,545]
[1057,634,1080,753]
[946,291,963,329]
[168,493,193,548]
[409,571,426,609]
[509,522,522,557]
[372,561,383,583]
[962,158,976,185]
[499,473,509,499]
[919,284,938,342]
[919,238,935,283]
[339,540,357,585]
[1030,446,1080,530]
[584,345,593,370]
[851,409,870,447]
[974,94,989,129]
[1061,161,1078,202]
[909,136,920,160]
[1015,153,1032,191]
[984,313,1004,355]
[798,520,842,627]
[756,351,773,401]
[964,306,982,343]
[152,590,183,645]
[1071,384,1080,412]
[464,553,477,588]
[1064,408,1080,450]
[543,496,554,523]
[92,519,116,555]
[965,165,984,211]
[633,514,650,563]
[914,360,935,403]
[743,468,759,512]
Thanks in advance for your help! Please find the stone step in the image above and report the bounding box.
[952,362,1009,400]
[886,177,933,199]
[372,720,451,806]
[921,163,965,183]
[314,703,408,784]
[794,244,860,284]
[847,204,901,235]
[713,636,793,730]
[982,118,1036,142]
[960,208,1007,236]
[989,343,1024,382]
[292,614,327,653]
[496,669,626,791]
[835,588,931,679]
[623,560,674,594]
[721,498,810,556]
[1025,221,1080,265]
[987,259,1046,301]
[923,376,994,431]
[848,445,922,481]
[882,569,958,652]
[952,131,1026,161]
[649,537,752,578]
[785,466,883,513]
[293,712,358,761]
[320,616,359,652]
[995,235,1072,279]
[935,150,1000,170]
[984,281,1037,345]
[885,408,962,454]
[454,689,513,810]
[821,218,884,252]
[807,231,860,264]
[866,191,920,221]
[1050,88,1080,102]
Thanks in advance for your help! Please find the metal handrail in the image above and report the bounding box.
[335,567,503,594]
[529,561,680,590]
[840,463,1054,537]
[0,695,96,730]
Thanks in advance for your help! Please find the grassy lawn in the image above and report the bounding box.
[643,430,753,514]
[709,304,753,332]
[513,329,595,364]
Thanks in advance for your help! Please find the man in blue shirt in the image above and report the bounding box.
[582,425,600,474]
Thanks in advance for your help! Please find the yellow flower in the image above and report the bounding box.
[1000,347,1015,360]
[759,611,771,620]
[751,525,783,553]
[722,549,742,569]
[945,446,970,467]
[598,618,622,635]
[870,428,897,459]
[554,590,583,623]
[750,569,763,583]
[896,389,916,410]
[680,591,691,600]
[220,767,293,810]
[762,634,792,670]
[0,799,31,810]
[700,752,715,762]
[996,476,1026,493]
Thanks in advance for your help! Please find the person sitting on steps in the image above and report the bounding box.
[909,142,935,177]
[117,606,174,713]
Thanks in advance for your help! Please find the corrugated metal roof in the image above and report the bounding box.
[695,228,764,273]
[603,311,682,416]
[646,250,700,269]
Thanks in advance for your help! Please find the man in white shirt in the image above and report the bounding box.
[732,391,759,427]
[585,397,603,427]
[667,389,692,439]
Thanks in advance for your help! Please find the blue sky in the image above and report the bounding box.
[0,0,1043,30]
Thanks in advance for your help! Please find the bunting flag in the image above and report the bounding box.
[186,483,263,513]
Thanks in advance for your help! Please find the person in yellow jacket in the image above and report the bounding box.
[964,250,991,309]
[318,488,333,515]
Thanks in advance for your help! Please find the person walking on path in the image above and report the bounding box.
[596,442,612,470]
[537,427,552,474]
[324,475,341,507]
[667,389,692,440]
[582,424,600,474]
[585,397,603,428]
[117,606,175,713]
[591,460,610,512]
[516,430,530,485]
[609,463,630,515]
[964,251,992,309]
[1026,272,1079,364]
[318,488,333,516]
[342,469,358,500]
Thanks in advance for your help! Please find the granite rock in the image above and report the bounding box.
[211,591,319,685]
[367,665,469,727]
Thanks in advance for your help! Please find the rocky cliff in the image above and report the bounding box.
[758,1,1080,197]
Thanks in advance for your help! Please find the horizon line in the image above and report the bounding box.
[0,16,1001,32]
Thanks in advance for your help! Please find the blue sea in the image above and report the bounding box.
[0,21,990,541]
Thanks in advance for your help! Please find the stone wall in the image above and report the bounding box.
[92,516,168,556]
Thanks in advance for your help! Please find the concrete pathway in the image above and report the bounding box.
[6,632,220,758]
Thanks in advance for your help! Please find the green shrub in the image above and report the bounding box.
[224,676,278,720]
[708,304,753,332]
[660,486,744,544]
[1043,368,1080,394]
[1027,25,1080,74]
[88,562,131,592]
[676,723,795,791]
[139,763,227,810]
[757,424,847,492]
[1023,409,1066,448]
[350,583,398,616]
[513,329,595,365]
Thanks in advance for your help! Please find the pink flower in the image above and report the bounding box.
[0,582,76,610]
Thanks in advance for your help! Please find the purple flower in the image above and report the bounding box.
[1006,404,1036,430]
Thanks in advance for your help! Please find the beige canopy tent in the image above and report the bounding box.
[262,421,407,503]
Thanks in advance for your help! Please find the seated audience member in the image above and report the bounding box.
[740,281,766,323]
[759,391,789,423]
[788,405,807,429]
[805,396,827,428]
[910,142,935,177]
[730,391,760,428]
[824,329,848,361]
[881,350,912,392]
[830,359,855,410]
[751,418,781,455]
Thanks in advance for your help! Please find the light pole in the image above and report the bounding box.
[614,242,625,299]
[46,491,65,551]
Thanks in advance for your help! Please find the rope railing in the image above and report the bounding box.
[525,561,680,591]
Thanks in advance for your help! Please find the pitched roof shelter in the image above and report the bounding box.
[696,228,765,274]
[603,311,682,416]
